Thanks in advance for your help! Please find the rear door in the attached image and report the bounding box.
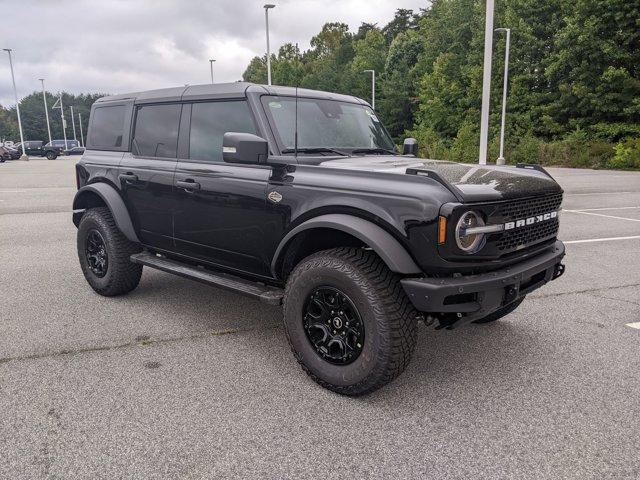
[119,103,182,250]
[172,100,273,277]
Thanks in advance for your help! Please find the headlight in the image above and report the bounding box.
[455,211,486,253]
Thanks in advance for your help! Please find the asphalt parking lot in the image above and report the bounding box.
[1,157,639,479]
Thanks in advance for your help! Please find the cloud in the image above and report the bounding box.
[0,0,426,106]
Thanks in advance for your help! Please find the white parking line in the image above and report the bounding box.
[564,210,640,222]
[626,322,640,330]
[570,206,640,212]
[565,191,638,196]
[564,235,640,244]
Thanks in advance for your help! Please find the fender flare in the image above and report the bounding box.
[72,183,140,243]
[271,213,421,277]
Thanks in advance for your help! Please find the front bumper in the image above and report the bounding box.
[401,240,565,325]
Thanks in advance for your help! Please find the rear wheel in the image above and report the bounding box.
[46,151,57,160]
[283,248,418,396]
[77,207,142,296]
[473,296,526,324]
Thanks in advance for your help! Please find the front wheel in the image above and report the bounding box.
[77,207,142,296]
[46,151,57,160]
[283,248,418,396]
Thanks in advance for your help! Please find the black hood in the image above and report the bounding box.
[317,156,562,202]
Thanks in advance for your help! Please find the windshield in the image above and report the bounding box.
[262,96,395,154]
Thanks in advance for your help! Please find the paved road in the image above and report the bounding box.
[1,158,639,479]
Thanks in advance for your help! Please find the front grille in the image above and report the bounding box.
[496,218,559,251]
[495,193,563,223]
[492,193,563,252]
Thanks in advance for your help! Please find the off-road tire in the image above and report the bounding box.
[283,247,418,396]
[77,207,142,296]
[473,296,526,324]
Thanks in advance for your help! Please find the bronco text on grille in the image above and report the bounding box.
[494,193,563,252]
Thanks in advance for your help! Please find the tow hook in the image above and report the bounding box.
[553,263,566,280]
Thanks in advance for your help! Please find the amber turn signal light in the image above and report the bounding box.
[438,216,447,244]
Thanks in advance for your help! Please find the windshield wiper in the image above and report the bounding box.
[350,147,397,155]
[281,147,350,156]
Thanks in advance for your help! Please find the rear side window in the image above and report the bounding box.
[132,104,181,158]
[189,101,256,163]
[89,105,127,148]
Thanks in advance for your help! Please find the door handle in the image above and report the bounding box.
[119,173,138,182]
[176,179,201,191]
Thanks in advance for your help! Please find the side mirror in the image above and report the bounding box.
[402,138,419,156]
[223,132,268,164]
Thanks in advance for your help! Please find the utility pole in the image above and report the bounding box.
[363,70,375,110]
[78,112,85,147]
[495,28,511,166]
[264,4,275,85]
[209,59,215,83]
[70,105,77,143]
[39,78,52,145]
[3,48,28,161]
[478,0,495,165]
[53,94,68,152]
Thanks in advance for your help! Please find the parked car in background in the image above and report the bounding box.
[14,141,61,160]
[47,140,85,155]
[0,146,21,161]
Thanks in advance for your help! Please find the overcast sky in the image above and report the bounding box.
[1,0,426,106]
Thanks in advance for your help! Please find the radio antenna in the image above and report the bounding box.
[294,42,299,159]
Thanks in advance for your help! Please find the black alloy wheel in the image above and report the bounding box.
[85,229,109,278]
[303,286,365,365]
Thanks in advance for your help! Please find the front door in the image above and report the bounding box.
[119,103,182,250]
[172,100,274,278]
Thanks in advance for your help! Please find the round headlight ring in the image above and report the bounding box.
[455,211,486,254]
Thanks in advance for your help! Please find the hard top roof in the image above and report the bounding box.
[94,82,368,106]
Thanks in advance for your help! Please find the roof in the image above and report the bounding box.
[94,82,367,106]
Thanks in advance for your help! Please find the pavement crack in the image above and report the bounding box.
[0,326,270,366]
[529,282,640,299]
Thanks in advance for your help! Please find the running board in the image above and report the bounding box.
[130,252,283,305]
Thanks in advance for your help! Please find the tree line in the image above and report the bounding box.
[243,0,640,169]
[2,0,638,168]
[1,92,101,146]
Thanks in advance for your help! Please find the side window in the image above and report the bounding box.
[89,105,127,148]
[189,101,256,163]
[132,104,181,158]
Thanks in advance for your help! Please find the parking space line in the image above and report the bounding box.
[570,206,640,212]
[565,191,638,196]
[626,322,640,330]
[564,210,640,222]
[564,235,640,244]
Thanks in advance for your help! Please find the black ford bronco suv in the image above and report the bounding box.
[73,83,565,395]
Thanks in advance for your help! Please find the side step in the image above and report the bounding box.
[130,252,283,305]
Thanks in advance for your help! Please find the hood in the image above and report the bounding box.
[317,156,562,202]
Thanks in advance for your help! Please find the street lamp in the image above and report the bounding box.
[70,105,78,143]
[209,59,216,84]
[495,27,511,166]
[39,78,53,145]
[264,4,276,85]
[478,0,495,165]
[363,69,375,110]
[78,112,85,147]
[3,48,28,161]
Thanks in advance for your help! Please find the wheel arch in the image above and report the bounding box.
[271,214,421,280]
[72,183,139,243]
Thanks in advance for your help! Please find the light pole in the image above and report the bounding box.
[3,48,28,161]
[363,69,375,110]
[53,94,68,152]
[78,112,85,147]
[70,105,78,144]
[39,78,52,145]
[264,4,275,85]
[495,27,510,166]
[209,59,215,83]
[478,0,494,165]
